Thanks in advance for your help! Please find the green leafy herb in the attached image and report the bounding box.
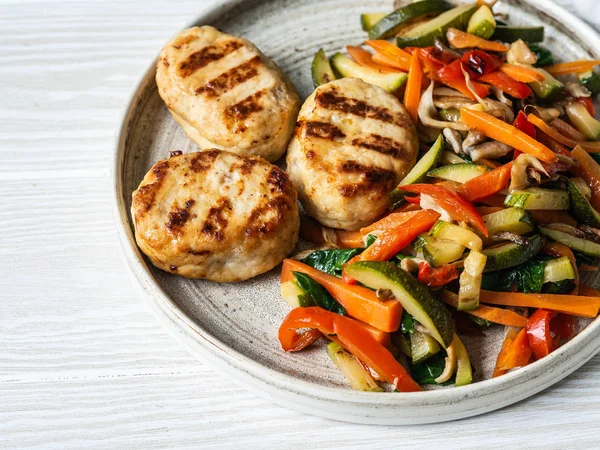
[365,234,378,247]
[469,315,493,327]
[528,43,554,66]
[300,248,362,276]
[401,312,415,334]
[411,352,455,386]
[292,271,345,315]
[389,188,407,212]
[481,258,549,293]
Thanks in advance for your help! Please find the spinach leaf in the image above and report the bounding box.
[573,251,600,267]
[365,234,377,247]
[300,248,362,276]
[292,271,345,315]
[528,43,554,66]
[411,352,455,386]
[543,279,575,294]
[401,312,415,334]
[469,315,493,327]
[481,258,548,293]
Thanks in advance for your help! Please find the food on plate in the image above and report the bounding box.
[131,150,299,281]
[156,26,300,162]
[286,78,418,230]
[277,0,600,392]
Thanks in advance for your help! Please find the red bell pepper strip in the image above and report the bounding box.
[417,262,459,287]
[527,309,558,359]
[278,307,422,392]
[460,50,501,79]
[342,209,440,283]
[456,162,513,203]
[446,28,509,53]
[400,183,488,236]
[404,194,421,205]
[436,60,490,100]
[551,314,575,342]
[479,71,532,99]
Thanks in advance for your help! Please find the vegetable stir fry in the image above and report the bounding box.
[280,0,600,392]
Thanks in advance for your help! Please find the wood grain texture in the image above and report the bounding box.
[1,0,600,447]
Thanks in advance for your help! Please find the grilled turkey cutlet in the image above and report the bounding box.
[156,26,300,162]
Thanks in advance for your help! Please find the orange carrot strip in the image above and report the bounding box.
[493,327,520,377]
[495,328,532,374]
[479,290,600,318]
[545,60,600,76]
[346,45,400,73]
[446,27,509,52]
[281,259,402,332]
[499,63,545,82]
[404,52,423,124]
[441,291,528,327]
[457,163,512,202]
[366,40,412,64]
[527,114,600,152]
[372,52,411,71]
[571,145,600,212]
[360,210,421,236]
[460,108,557,163]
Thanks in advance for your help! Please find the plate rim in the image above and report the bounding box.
[111,0,600,424]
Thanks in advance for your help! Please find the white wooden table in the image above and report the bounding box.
[3,0,600,447]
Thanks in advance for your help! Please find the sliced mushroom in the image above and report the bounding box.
[579,225,600,243]
[565,81,591,98]
[490,232,529,245]
[433,95,476,109]
[524,104,561,122]
[443,128,464,154]
[462,130,487,154]
[469,141,513,161]
[510,153,549,192]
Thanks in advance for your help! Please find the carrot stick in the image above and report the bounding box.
[493,327,521,377]
[360,211,421,236]
[479,290,600,318]
[499,63,545,82]
[494,328,532,375]
[460,108,557,163]
[457,163,512,202]
[342,210,440,283]
[404,52,423,124]
[571,145,600,212]
[545,60,600,76]
[281,259,402,332]
[441,291,528,327]
[372,52,410,71]
[346,45,400,73]
[527,114,600,152]
[365,40,412,68]
[446,28,509,52]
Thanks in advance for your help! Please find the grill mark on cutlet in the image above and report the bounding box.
[351,134,408,159]
[245,196,292,237]
[201,198,233,242]
[132,160,170,218]
[303,121,346,140]
[225,90,265,132]
[337,161,397,198]
[189,150,220,172]
[166,199,196,234]
[315,89,407,128]
[195,56,261,97]
[178,40,243,78]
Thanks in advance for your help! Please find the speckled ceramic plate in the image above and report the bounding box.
[113,0,600,424]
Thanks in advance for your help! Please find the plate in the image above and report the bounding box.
[113,0,600,424]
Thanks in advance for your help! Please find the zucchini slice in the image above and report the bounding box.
[311,48,336,88]
[439,108,461,122]
[567,178,600,227]
[361,13,387,32]
[416,233,465,267]
[442,151,468,165]
[505,187,570,210]
[482,234,544,272]
[331,53,408,92]
[345,261,455,348]
[539,226,600,257]
[543,256,576,283]
[529,68,564,100]
[326,341,383,392]
[427,163,489,183]
[396,3,477,48]
[430,220,483,251]
[566,101,600,140]
[483,207,535,236]
[492,26,544,43]
[368,0,452,39]
[579,71,600,96]
[280,280,315,308]
[453,334,472,387]
[467,5,496,39]
[410,329,441,364]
